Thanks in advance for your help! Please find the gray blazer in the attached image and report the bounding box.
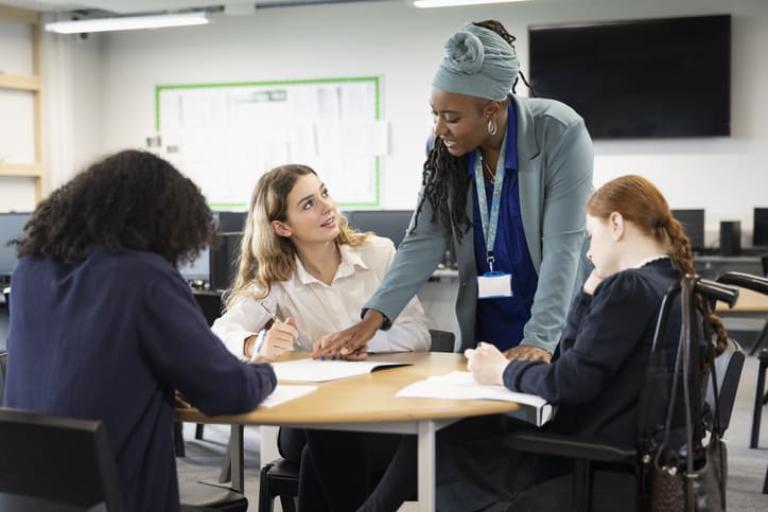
[364,96,594,353]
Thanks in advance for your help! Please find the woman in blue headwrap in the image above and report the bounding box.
[317,20,593,370]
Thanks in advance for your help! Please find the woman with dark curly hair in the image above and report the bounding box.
[3,149,276,512]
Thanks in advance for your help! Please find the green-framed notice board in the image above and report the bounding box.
[155,76,383,209]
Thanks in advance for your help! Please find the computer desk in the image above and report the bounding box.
[716,287,768,314]
[177,352,525,511]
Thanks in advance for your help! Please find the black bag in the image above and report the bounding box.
[640,276,728,512]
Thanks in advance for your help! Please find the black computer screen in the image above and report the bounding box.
[179,247,210,281]
[754,208,768,247]
[0,213,31,276]
[529,15,731,139]
[346,210,413,248]
[671,209,705,251]
[215,211,247,233]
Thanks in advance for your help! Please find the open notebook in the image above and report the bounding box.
[397,371,552,426]
[270,359,409,382]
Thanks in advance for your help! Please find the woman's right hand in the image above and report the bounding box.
[257,317,299,361]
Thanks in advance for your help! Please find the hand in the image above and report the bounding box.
[258,317,299,361]
[503,345,552,363]
[312,310,384,359]
[464,342,508,385]
[582,269,605,296]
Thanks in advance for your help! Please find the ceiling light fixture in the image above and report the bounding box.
[414,0,529,8]
[44,12,209,34]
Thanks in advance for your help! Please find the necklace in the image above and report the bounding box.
[482,161,495,184]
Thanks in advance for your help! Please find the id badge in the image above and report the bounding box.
[477,271,513,299]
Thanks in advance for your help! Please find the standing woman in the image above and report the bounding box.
[317,20,593,360]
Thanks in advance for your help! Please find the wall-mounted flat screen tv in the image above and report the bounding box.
[528,15,731,139]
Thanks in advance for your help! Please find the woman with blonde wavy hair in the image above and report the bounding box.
[212,163,430,511]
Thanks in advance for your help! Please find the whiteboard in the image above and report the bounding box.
[154,77,383,209]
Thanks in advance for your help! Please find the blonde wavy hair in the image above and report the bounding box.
[225,164,369,308]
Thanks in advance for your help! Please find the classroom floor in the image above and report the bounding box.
[176,354,768,512]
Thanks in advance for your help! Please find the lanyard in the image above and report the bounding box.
[474,133,507,272]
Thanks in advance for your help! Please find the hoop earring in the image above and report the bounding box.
[487,119,498,136]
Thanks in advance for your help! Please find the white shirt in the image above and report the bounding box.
[212,236,431,357]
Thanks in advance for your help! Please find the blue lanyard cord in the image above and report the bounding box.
[474,134,508,272]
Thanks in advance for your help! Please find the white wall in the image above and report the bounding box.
[0,15,104,212]
[6,0,768,248]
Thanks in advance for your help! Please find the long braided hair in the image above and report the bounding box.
[411,20,529,241]
[586,175,728,359]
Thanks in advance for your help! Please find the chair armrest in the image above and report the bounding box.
[504,431,637,463]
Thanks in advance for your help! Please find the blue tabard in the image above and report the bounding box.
[471,100,539,351]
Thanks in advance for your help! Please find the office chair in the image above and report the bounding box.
[0,408,124,511]
[503,276,742,512]
[428,329,456,353]
[256,329,456,512]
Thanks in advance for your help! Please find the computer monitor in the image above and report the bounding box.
[178,247,210,282]
[345,210,413,248]
[754,208,768,247]
[0,213,32,277]
[215,211,247,233]
[671,209,705,251]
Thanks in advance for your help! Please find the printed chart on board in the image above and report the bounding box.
[154,77,386,208]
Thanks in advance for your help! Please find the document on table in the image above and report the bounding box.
[260,385,318,408]
[397,371,552,425]
[270,359,409,382]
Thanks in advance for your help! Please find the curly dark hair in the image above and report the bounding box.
[411,20,519,242]
[15,149,215,267]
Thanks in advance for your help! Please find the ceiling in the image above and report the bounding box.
[0,0,386,14]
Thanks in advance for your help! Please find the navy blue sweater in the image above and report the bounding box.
[503,259,681,446]
[4,248,276,511]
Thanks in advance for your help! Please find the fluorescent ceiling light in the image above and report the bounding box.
[44,12,209,34]
[414,0,529,7]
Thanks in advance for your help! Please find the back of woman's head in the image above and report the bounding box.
[227,164,365,308]
[586,175,693,276]
[16,149,214,267]
[587,175,727,355]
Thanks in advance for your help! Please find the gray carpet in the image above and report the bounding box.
[177,356,768,511]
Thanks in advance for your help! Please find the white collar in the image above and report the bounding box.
[633,255,670,269]
[293,243,369,286]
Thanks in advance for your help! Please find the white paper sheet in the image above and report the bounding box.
[260,385,317,408]
[270,359,408,382]
[396,371,552,425]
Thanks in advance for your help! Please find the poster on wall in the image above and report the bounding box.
[153,77,386,209]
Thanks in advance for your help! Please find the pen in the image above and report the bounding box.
[258,301,307,355]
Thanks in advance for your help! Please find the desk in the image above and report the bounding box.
[716,287,768,314]
[177,352,523,511]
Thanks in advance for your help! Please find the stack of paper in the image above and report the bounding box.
[396,371,552,425]
[260,385,317,408]
[271,359,408,383]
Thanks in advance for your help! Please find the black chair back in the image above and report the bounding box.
[429,329,455,353]
[0,408,123,511]
[705,338,745,434]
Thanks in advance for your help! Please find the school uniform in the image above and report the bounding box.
[361,258,682,512]
[4,248,276,512]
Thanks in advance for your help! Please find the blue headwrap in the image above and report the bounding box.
[432,22,520,101]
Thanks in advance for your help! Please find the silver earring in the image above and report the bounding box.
[487,119,498,136]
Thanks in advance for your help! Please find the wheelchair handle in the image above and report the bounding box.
[696,279,739,308]
[715,272,768,296]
